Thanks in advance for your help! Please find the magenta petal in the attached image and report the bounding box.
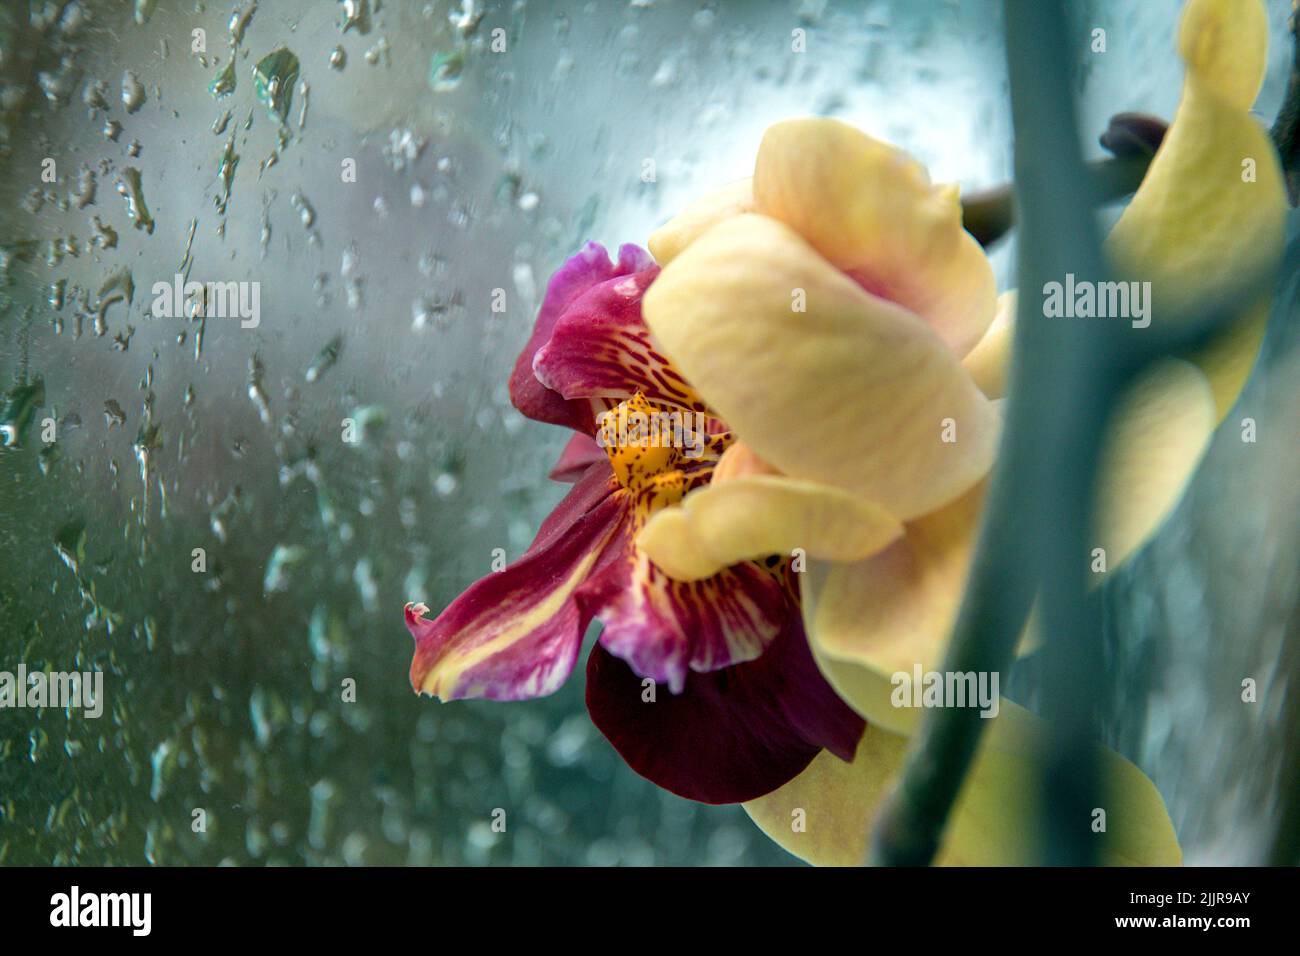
[578,550,788,693]
[509,242,655,432]
[548,433,607,483]
[533,266,711,416]
[407,462,629,701]
[585,615,866,804]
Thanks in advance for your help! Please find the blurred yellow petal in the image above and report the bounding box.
[636,475,902,582]
[1191,303,1270,419]
[1106,0,1284,420]
[809,365,1214,727]
[1176,0,1268,110]
[643,213,1000,520]
[807,362,1213,731]
[959,287,1265,418]
[753,117,996,356]
[743,701,1182,866]
[962,290,1016,400]
[647,178,754,265]
[1094,357,1217,569]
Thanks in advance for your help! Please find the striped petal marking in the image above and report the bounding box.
[580,548,792,694]
[534,269,712,416]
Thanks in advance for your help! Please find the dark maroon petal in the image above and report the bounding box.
[406,462,630,701]
[584,615,866,804]
[509,242,654,432]
[548,433,608,483]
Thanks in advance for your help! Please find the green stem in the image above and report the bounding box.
[868,0,1285,867]
[1271,3,1300,205]
[870,0,1111,867]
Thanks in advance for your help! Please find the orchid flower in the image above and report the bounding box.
[636,0,1285,864]
[405,0,1283,863]
[404,243,868,804]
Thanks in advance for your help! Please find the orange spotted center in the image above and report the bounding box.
[597,393,729,523]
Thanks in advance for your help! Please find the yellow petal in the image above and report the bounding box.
[961,290,1016,400]
[643,213,1000,521]
[636,474,902,582]
[1094,357,1217,569]
[647,178,754,265]
[753,117,996,356]
[710,440,781,483]
[1105,0,1284,420]
[808,363,1214,728]
[743,701,1182,866]
[803,480,986,734]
